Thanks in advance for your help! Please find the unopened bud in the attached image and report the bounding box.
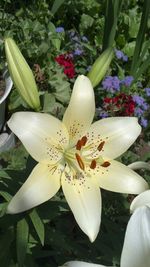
[88,48,113,87]
[5,38,41,110]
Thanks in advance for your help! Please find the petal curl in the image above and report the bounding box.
[130,190,150,213]
[63,75,95,145]
[84,117,141,160]
[63,261,108,267]
[94,160,148,194]
[7,163,61,214]
[61,168,101,242]
[121,206,150,267]
[8,112,69,163]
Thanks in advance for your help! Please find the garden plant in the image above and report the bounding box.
[0,0,150,267]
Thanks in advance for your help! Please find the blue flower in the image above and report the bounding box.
[133,95,146,106]
[145,88,150,96]
[99,111,109,118]
[102,76,120,93]
[115,49,128,62]
[56,27,64,33]
[81,36,88,42]
[115,50,124,59]
[140,117,148,128]
[122,76,134,87]
[73,48,83,56]
[122,55,128,62]
[134,107,144,117]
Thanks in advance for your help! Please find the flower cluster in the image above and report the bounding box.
[115,49,128,62]
[55,53,75,78]
[102,75,134,93]
[103,93,135,116]
[68,31,88,56]
[133,95,149,127]
[102,76,120,93]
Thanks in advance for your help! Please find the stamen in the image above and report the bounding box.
[75,153,85,171]
[76,140,82,150]
[81,136,88,146]
[90,159,97,169]
[101,161,111,167]
[97,141,105,151]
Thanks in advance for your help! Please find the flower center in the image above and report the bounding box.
[64,135,110,172]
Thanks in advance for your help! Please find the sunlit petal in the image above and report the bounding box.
[84,117,141,159]
[8,112,69,163]
[63,75,95,145]
[130,190,150,213]
[7,163,61,214]
[93,160,148,194]
[63,261,108,267]
[121,206,150,267]
[61,168,101,242]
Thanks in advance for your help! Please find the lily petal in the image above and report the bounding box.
[8,112,69,163]
[85,117,141,159]
[7,163,61,214]
[63,261,108,267]
[94,160,148,194]
[63,75,95,145]
[121,206,150,267]
[61,168,101,242]
[130,190,150,213]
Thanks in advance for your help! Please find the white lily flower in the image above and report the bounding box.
[61,261,110,267]
[7,75,148,242]
[121,206,150,267]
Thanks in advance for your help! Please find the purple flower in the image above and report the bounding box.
[122,76,134,87]
[140,117,148,128]
[134,107,144,117]
[73,48,83,56]
[56,27,64,33]
[102,76,120,93]
[133,95,146,106]
[145,88,150,96]
[115,50,124,59]
[115,49,128,62]
[122,55,128,62]
[81,36,88,42]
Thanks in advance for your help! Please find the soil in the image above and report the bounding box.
[0,75,5,99]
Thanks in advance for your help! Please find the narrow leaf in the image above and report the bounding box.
[51,0,65,15]
[16,218,29,267]
[29,209,45,246]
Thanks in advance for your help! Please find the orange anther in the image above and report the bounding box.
[97,141,105,151]
[90,159,97,169]
[101,161,110,167]
[75,153,85,171]
[81,136,88,146]
[76,140,82,150]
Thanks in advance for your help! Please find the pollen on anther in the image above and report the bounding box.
[75,153,85,171]
[81,136,87,146]
[76,140,82,150]
[101,161,111,167]
[97,141,105,151]
[90,159,97,169]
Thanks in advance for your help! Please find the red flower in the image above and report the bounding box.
[55,53,75,79]
[103,93,135,116]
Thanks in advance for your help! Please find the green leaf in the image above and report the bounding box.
[43,92,56,113]
[16,218,29,267]
[0,191,12,201]
[29,209,45,246]
[103,0,123,50]
[131,0,150,75]
[51,0,65,15]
